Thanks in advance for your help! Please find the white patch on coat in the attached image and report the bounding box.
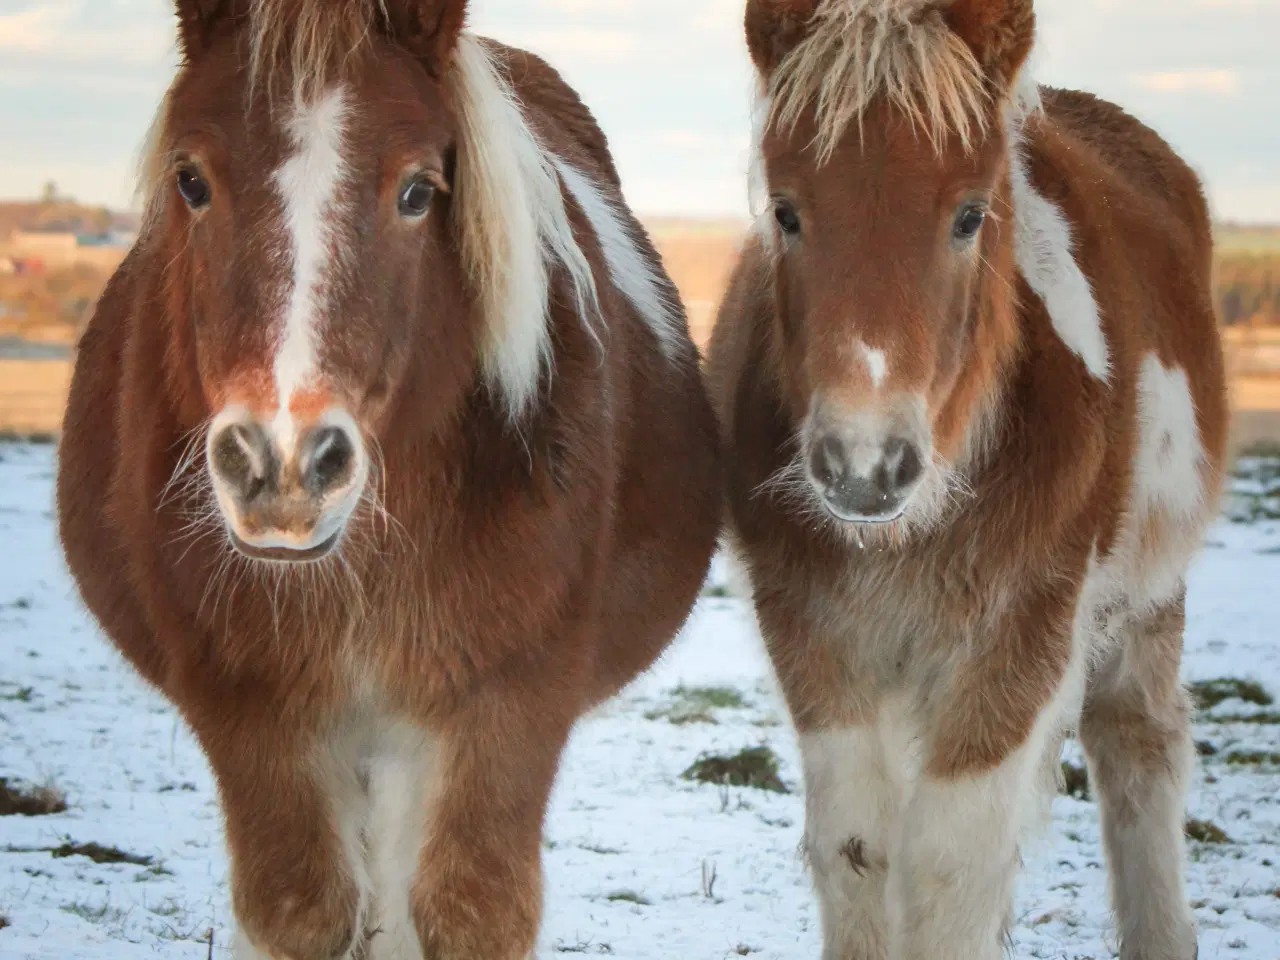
[270,86,352,454]
[551,158,683,357]
[1086,355,1208,615]
[1009,146,1111,383]
[1133,355,1205,519]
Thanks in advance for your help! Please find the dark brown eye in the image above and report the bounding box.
[774,199,801,237]
[398,178,435,218]
[953,204,986,241]
[176,167,211,209]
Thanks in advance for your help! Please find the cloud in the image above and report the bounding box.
[1134,69,1242,95]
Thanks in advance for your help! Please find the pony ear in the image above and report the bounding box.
[174,0,241,58]
[942,0,1035,88]
[745,0,818,77]
[380,0,469,76]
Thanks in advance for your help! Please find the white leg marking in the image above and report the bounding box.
[365,725,440,960]
[270,86,352,454]
[551,157,683,358]
[858,341,888,389]
[802,698,921,960]
[1009,145,1111,382]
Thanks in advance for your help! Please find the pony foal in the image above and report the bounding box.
[708,1,1228,958]
[57,1,721,957]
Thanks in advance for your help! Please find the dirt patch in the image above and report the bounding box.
[1060,762,1090,800]
[0,778,67,817]
[51,842,152,866]
[682,746,789,794]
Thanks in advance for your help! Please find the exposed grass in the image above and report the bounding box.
[1189,678,1274,711]
[0,777,67,816]
[683,746,789,794]
[577,843,622,856]
[0,914,8,930]
[732,946,759,956]
[555,939,614,954]
[1211,711,1280,725]
[645,685,749,725]
[1224,750,1280,767]
[1186,819,1231,844]
[1060,762,1090,800]
[1237,440,1280,460]
[51,841,152,866]
[61,901,128,924]
[0,430,57,445]
[1196,740,1220,757]
[604,890,651,906]
[701,583,732,599]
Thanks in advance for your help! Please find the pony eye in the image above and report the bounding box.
[953,205,986,241]
[398,178,435,218]
[176,167,211,210]
[774,199,801,237]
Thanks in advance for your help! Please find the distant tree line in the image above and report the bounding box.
[1218,253,1280,327]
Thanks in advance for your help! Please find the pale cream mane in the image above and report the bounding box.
[768,0,990,161]
[139,0,600,420]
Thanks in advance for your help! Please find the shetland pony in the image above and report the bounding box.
[56,1,720,957]
[708,1,1227,958]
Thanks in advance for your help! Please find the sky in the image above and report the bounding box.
[0,0,1277,222]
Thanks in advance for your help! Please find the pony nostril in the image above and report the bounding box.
[301,426,356,495]
[880,438,924,495]
[210,422,272,501]
[809,434,848,490]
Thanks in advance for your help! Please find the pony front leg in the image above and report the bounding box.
[886,754,1031,960]
[190,707,365,960]
[411,679,576,960]
[888,618,1079,960]
[802,724,906,960]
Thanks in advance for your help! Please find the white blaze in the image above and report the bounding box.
[270,87,351,453]
[859,342,888,389]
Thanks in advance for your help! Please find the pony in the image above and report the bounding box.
[56,1,721,957]
[707,1,1228,957]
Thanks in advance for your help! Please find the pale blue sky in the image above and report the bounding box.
[1,0,1276,220]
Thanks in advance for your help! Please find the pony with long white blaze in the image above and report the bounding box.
[56,1,721,958]
[708,0,1228,957]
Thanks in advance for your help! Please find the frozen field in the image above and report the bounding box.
[1,441,1278,959]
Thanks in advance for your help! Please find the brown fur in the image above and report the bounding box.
[57,2,720,958]
[712,0,1226,955]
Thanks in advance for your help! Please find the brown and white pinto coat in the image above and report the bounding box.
[708,1,1228,958]
[56,1,720,958]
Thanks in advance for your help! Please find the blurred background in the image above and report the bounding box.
[1,0,1277,450]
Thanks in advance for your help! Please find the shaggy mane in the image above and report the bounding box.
[768,0,990,160]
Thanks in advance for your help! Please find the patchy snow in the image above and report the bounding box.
[1,441,1278,959]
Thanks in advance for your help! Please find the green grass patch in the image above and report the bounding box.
[1224,750,1280,766]
[682,746,789,794]
[1189,678,1274,711]
[645,685,749,725]
[604,890,651,906]
[1186,819,1231,844]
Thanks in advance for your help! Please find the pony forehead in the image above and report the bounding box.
[764,0,991,161]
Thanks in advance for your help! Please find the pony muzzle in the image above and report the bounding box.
[804,402,929,524]
[206,408,366,562]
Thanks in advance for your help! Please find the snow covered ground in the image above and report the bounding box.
[2,441,1278,960]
